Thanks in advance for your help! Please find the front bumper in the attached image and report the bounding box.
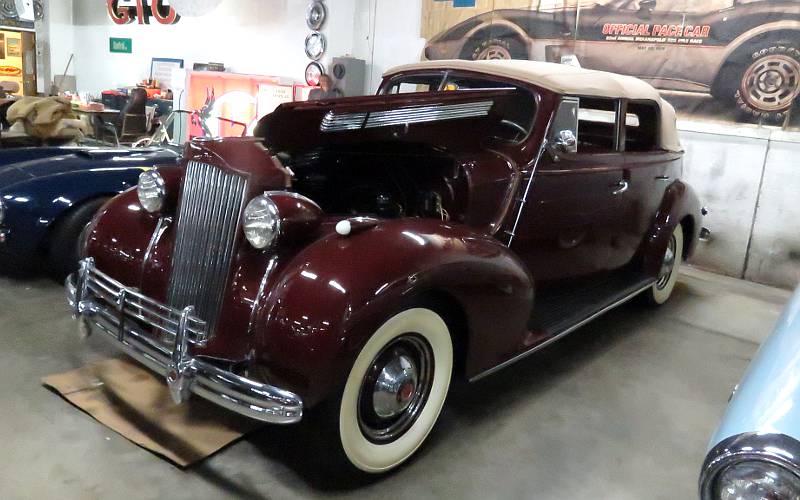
[66,258,303,424]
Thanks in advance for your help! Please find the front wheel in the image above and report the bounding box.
[733,41,800,123]
[645,224,683,305]
[336,307,453,473]
[47,198,109,280]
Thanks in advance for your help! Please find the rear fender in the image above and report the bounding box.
[639,180,702,277]
[251,219,533,406]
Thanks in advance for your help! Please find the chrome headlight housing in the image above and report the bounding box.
[137,171,166,213]
[701,433,800,500]
[243,194,280,249]
[714,460,800,499]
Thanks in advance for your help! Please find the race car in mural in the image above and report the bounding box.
[424,0,800,122]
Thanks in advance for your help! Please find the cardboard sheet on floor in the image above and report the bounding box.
[41,357,262,467]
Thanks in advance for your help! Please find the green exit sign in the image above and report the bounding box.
[109,37,132,54]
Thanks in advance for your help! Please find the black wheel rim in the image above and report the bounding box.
[357,334,434,444]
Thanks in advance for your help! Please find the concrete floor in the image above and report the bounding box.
[0,266,791,500]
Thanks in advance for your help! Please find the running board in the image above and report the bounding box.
[469,280,654,382]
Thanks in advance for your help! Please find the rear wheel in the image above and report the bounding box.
[722,40,800,123]
[332,307,453,473]
[644,224,683,305]
[464,36,527,61]
[47,197,108,280]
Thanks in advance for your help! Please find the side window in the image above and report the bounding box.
[625,101,660,152]
[384,74,443,94]
[576,97,618,153]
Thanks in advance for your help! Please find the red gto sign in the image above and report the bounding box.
[107,0,180,25]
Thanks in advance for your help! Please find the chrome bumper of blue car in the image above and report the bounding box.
[66,258,303,424]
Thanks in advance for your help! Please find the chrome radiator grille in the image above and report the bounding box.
[167,161,247,333]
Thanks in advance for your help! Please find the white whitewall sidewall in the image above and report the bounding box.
[339,308,453,473]
[651,224,684,305]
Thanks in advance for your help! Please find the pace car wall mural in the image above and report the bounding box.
[422,0,800,128]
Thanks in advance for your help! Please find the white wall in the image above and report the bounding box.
[49,0,424,96]
[680,123,800,290]
[351,0,425,92]
[69,0,356,94]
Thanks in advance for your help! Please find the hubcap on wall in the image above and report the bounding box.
[742,54,800,112]
[357,334,434,443]
[657,234,677,290]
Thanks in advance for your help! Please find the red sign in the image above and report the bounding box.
[107,0,180,25]
[0,66,22,77]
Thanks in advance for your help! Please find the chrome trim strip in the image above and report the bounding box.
[505,106,554,246]
[247,254,279,335]
[469,281,654,382]
[320,100,494,132]
[66,265,303,424]
[320,111,367,131]
[140,216,170,283]
[699,432,800,500]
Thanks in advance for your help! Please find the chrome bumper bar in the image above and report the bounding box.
[66,258,303,424]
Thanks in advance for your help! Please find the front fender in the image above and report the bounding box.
[1,168,142,260]
[639,180,702,277]
[252,219,533,406]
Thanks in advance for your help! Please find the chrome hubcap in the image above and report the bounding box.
[656,234,677,290]
[358,335,433,443]
[372,354,418,418]
[742,54,800,112]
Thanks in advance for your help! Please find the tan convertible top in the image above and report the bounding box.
[385,60,682,152]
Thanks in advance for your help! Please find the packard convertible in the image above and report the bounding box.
[67,60,704,473]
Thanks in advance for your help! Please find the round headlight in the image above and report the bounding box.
[243,195,280,249]
[137,171,166,213]
[715,461,800,500]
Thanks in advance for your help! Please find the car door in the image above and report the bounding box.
[573,0,691,80]
[617,99,684,263]
[509,96,631,285]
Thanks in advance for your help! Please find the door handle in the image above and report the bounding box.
[655,175,671,181]
[612,180,629,196]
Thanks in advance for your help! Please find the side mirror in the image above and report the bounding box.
[554,129,577,153]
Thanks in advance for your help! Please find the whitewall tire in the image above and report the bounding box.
[647,224,684,305]
[338,307,453,473]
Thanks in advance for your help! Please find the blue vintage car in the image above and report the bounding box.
[0,146,179,277]
[700,286,800,499]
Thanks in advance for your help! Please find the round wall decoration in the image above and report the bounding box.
[305,31,327,61]
[306,1,327,31]
[305,62,325,86]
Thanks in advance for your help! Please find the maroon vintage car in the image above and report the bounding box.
[67,60,705,473]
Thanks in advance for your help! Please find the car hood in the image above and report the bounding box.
[0,147,180,190]
[0,163,33,188]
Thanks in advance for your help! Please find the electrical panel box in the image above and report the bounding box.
[330,57,367,97]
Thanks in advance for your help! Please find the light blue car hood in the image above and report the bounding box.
[709,286,800,449]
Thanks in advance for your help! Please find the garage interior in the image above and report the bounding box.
[1,0,799,499]
[1,268,789,498]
